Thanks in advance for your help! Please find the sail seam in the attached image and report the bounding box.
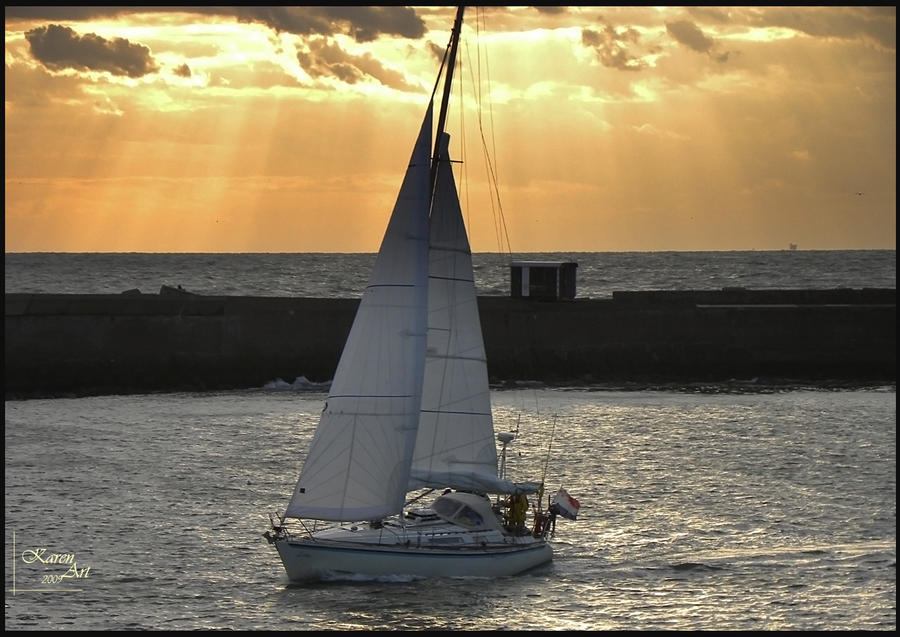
[425,354,486,363]
[365,283,416,289]
[328,394,414,399]
[428,275,474,283]
[429,246,471,255]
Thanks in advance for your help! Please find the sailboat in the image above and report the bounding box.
[266,6,578,582]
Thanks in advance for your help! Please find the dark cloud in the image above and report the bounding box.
[174,63,191,78]
[314,6,426,41]
[684,6,896,51]
[7,6,427,42]
[10,6,431,90]
[582,20,647,72]
[759,6,895,50]
[298,38,420,91]
[666,20,715,54]
[24,24,159,77]
[532,6,569,16]
[235,7,429,41]
[427,41,446,63]
[666,19,733,64]
[685,6,735,25]
[298,39,363,84]
[5,6,145,21]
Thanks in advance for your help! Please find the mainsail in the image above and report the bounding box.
[285,107,433,522]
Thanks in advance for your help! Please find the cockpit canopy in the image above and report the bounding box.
[431,492,504,531]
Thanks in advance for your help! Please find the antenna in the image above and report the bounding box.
[497,431,514,479]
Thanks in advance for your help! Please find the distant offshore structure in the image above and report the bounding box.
[789,243,798,251]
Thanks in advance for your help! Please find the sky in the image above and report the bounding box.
[4,5,896,253]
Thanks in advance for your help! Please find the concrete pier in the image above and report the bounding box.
[4,288,895,398]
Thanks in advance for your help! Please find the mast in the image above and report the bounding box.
[431,6,465,198]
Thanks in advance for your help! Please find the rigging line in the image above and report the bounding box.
[471,8,499,254]
[459,26,475,245]
[463,13,499,254]
[472,7,513,258]
[472,6,495,257]
[540,414,558,504]
[459,22,471,236]
[481,8,502,242]
[404,489,436,508]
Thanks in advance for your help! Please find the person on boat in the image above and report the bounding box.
[506,493,528,534]
[547,502,559,534]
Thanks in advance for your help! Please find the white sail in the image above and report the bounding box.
[285,106,433,522]
[271,8,560,583]
[409,133,536,495]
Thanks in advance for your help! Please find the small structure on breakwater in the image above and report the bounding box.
[509,261,578,300]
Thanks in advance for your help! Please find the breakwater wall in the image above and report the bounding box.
[5,288,895,397]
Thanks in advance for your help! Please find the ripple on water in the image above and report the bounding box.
[3,388,895,630]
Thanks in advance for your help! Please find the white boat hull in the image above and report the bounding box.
[275,536,552,582]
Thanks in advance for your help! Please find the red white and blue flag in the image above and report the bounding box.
[551,487,580,521]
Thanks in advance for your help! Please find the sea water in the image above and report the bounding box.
[4,386,895,630]
[4,251,896,629]
[4,250,896,297]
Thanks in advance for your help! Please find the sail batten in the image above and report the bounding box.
[326,394,416,399]
[429,275,475,283]
[365,283,418,289]
[424,354,487,363]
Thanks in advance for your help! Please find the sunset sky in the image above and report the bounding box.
[4,5,896,253]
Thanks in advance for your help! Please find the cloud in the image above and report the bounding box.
[582,19,648,71]
[684,6,896,51]
[532,6,569,16]
[666,20,715,54]
[8,6,429,42]
[237,6,426,42]
[297,38,420,91]
[632,123,690,141]
[755,6,895,50]
[5,6,142,21]
[666,19,733,64]
[12,8,427,92]
[685,7,735,24]
[25,24,159,77]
